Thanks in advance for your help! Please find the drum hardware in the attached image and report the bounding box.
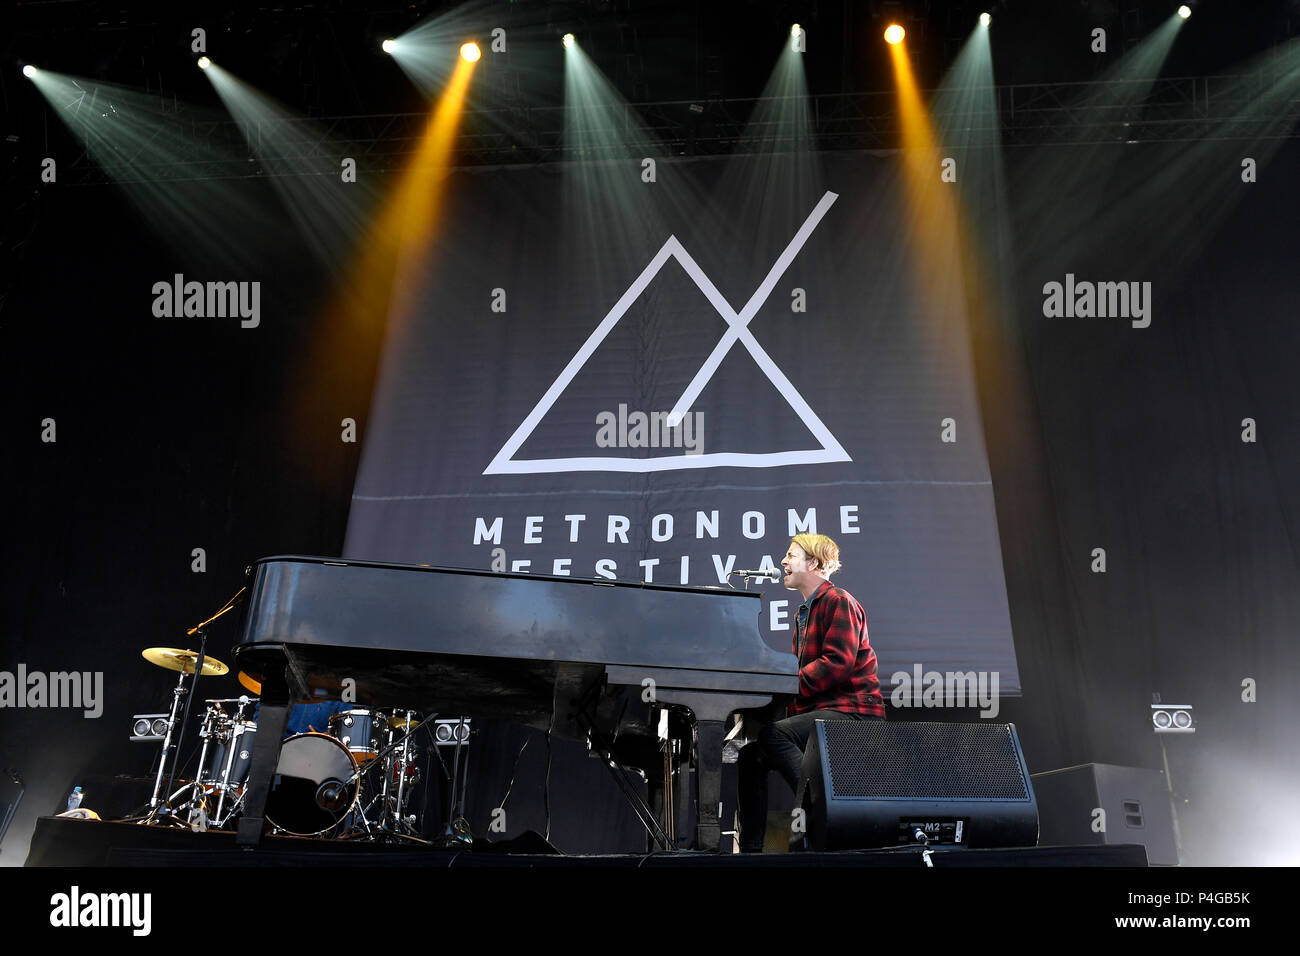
[267,711,429,839]
[131,679,433,841]
[139,642,230,823]
[209,697,257,826]
[264,732,360,837]
[139,588,245,825]
[337,708,430,841]
[385,709,423,836]
[161,696,259,831]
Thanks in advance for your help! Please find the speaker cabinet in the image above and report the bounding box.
[796,720,1038,850]
[1031,763,1177,865]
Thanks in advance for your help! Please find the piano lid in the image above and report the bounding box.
[234,555,795,679]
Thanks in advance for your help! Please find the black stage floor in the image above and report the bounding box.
[25,815,1147,867]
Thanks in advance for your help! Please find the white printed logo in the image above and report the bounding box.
[484,191,850,474]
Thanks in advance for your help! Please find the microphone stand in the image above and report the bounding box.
[164,594,245,810]
[0,768,24,856]
[145,591,245,825]
[731,570,778,591]
[160,628,208,815]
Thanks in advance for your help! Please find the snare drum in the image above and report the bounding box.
[328,708,380,763]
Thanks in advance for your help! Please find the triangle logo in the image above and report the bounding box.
[483,190,851,474]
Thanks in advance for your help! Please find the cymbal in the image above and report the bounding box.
[388,715,421,731]
[237,671,262,695]
[142,647,229,676]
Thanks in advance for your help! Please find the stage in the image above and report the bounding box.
[26,815,1146,868]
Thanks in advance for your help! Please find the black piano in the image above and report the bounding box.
[232,555,797,851]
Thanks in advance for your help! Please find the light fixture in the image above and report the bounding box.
[460,41,481,62]
[1177,5,1191,19]
[433,717,472,745]
[980,12,992,26]
[562,33,575,49]
[22,64,37,78]
[382,38,397,54]
[884,24,905,45]
[1151,703,1195,734]
[130,714,170,742]
[196,56,211,70]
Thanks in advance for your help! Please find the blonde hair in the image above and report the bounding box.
[791,534,841,578]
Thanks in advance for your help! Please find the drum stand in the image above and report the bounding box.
[341,711,428,842]
[170,703,222,830]
[212,698,254,826]
[385,710,421,836]
[142,666,194,823]
[164,698,255,830]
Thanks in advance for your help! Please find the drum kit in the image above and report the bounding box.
[140,646,432,841]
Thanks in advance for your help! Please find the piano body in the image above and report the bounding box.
[231,556,797,851]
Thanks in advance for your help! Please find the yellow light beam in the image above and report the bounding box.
[888,39,964,313]
[286,55,477,469]
[887,32,1010,398]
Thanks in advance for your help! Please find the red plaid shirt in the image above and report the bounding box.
[790,581,885,717]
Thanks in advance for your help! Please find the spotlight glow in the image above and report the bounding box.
[197,56,211,70]
[382,38,397,54]
[460,41,481,63]
[1177,5,1191,18]
[22,64,37,78]
[884,24,905,45]
[791,24,802,37]
[562,33,575,49]
[980,12,992,26]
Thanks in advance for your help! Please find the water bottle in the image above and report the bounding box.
[65,786,83,811]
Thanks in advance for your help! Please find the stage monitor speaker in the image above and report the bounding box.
[796,720,1038,851]
[1031,763,1177,865]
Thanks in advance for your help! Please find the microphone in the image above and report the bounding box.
[316,780,349,813]
[732,569,781,579]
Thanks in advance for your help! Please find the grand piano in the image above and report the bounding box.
[231,555,797,851]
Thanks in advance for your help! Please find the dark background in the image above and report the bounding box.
[2,0,1298,865]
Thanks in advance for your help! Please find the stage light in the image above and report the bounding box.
[22,64,37,78]
[382,38,397,54]
[562,33,575,49]
[1177,5,1191,18]
[792,24,802,37]
[980,12,992,26]
[884,24,905,45]
[460,41,481,62]
[1152,703,1195,733]
[197,56,211,70]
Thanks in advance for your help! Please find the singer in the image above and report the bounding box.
[736,533,884,852]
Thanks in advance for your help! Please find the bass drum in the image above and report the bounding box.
[265,732,358,837]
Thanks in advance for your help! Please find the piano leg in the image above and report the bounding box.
[651,690,778,852]
[235,662,291,847]
[694,719,725,852]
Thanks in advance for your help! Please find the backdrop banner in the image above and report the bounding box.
[344,152,1019,695]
